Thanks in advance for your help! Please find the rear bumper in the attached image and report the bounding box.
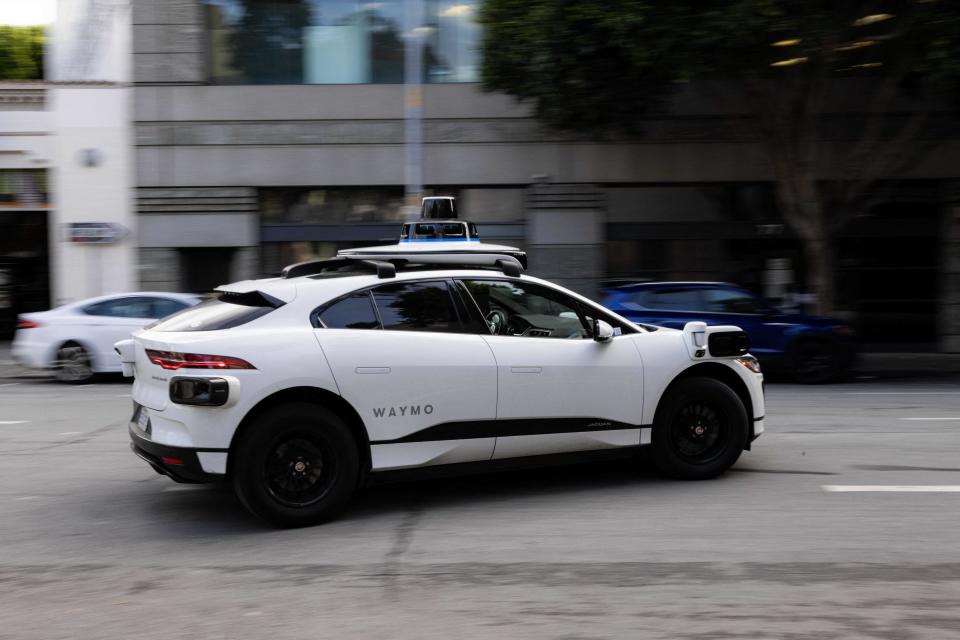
[129,425,220,483]
[10,337,51,369]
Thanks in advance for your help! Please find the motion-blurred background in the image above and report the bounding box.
[1,0,958,357]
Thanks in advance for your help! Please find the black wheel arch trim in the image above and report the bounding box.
[656,363,756,449]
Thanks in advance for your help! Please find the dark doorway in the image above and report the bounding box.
[0,210,50,338]
[838,199,939,349]
[179,247,236,294]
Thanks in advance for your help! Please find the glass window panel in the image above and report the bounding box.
[462,280,590,339]
[150,298,192,319]
[205,0,478,84]
[646,289,703,312]
[704,288,759,314]
[260,187,407,224]
[83,297,155,318]
[373,281,458,332]
[320,292,380,329]
[426,1,479,82]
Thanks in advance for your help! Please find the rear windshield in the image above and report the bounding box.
[147,295,276,332]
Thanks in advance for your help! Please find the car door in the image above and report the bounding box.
[314,279,498,471]
[459,278,645,460]
[80,296,158,370]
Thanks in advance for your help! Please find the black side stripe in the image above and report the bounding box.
[369,418,647,445]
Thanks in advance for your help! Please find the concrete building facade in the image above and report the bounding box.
[131,0,960,352]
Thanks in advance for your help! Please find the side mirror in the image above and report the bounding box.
[593,318,614,343]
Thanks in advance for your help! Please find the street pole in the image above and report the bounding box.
[404,0,425,220]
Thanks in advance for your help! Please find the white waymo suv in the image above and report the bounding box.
[116,201,764,527]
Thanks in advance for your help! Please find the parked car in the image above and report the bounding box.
[11,292,201,383]
[602,281,856,383]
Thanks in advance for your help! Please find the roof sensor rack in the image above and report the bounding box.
[281,252,524,280]
[281,257,397,279]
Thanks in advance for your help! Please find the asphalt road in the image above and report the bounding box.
[1,374,959,640]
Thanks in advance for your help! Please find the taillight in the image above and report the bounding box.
[16,318,40,330]
[145,349,255,370]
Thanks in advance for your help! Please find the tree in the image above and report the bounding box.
[479,0,960,315]
[0,26,44,80]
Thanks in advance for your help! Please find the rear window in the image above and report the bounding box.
[147,295,276,332]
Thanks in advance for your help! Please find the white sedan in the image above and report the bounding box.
[12,292,200,383]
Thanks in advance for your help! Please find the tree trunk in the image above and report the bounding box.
[772,172,837,317]
[802,236,836,317]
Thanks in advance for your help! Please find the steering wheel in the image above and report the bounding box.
[486,310,507,335]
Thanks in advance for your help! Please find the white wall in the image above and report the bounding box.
[49,87,136,303]
[47,0,136,304]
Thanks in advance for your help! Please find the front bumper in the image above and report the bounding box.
[129,425,219,484]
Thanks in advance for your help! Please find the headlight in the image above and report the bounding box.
[735,355,761,374]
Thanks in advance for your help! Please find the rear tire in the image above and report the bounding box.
[232,403,359,528]
[54,342,95,384]
[650,377,748,479]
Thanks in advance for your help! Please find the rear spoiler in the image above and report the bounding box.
[216,290,287,309]
[214,279,297,304]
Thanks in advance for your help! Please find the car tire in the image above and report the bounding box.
[650,377,748,480]
[793,340,836,384]
[54,342,95,384]
[232,402,360,528]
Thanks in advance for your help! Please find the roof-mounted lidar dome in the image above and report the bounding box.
[420,196,457,219]
[336,197,527,268]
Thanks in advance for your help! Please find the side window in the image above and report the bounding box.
[647,288,703,311]
[372,281,459,333]
[462,279,590,339]
[623,290,650,311]
[83,296,154,319]
[704,288,760,314]
[319,292,380,329]
[150,298,190,319]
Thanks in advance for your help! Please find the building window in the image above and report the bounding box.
[205,0,479,85]
[260,187,408,224]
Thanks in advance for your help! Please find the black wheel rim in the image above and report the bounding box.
[263,434,336,508]
[55,346,91,382]
[669,403,726,464]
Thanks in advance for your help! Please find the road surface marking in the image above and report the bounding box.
[823,485,960,493]
[59,431,82,436]
[900,417,960,421]
[0,383,21,388]
[0,421,27,425]
[844,391,959,395]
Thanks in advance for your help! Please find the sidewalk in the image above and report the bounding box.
[2,340,959,382]
[854,352,960,380]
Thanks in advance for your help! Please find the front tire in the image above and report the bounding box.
[650,377,748,479]
[232,403,360,527]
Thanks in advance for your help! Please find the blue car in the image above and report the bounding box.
[602,281,857,383]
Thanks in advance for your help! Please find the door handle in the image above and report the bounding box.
[355,367,391,374]
[510,366,542,374]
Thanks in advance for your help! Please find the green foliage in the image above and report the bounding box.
[0,26,45,81]
[479,0,960,133]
